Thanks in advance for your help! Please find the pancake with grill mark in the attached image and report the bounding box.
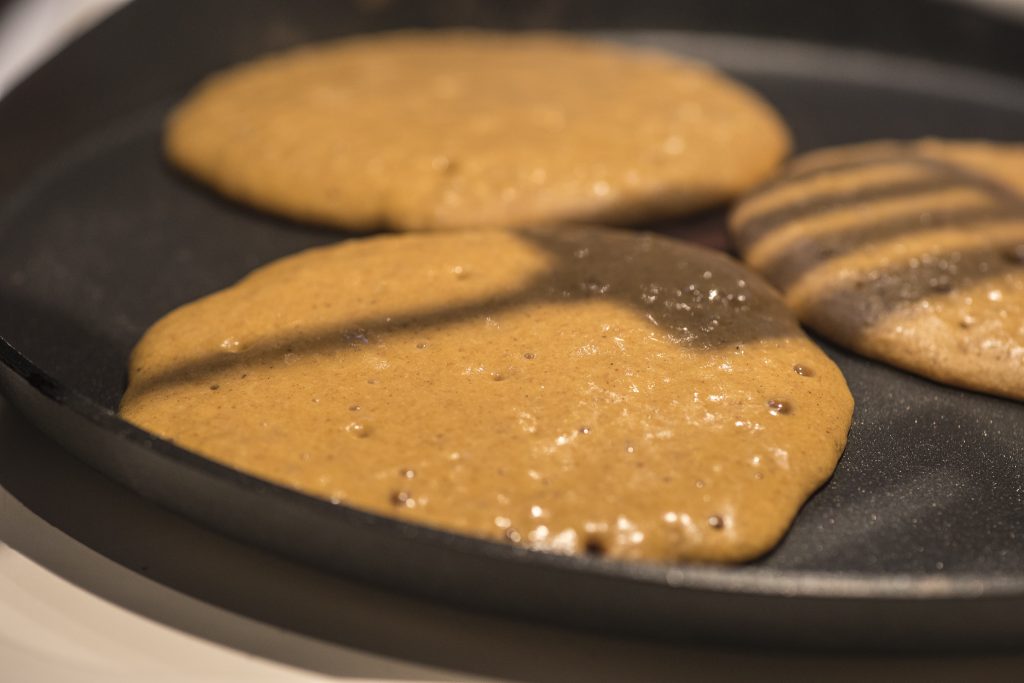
[120,227,853,563]
[730,138,1024,400]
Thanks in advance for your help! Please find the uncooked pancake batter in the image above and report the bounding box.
[165,30,790,232]
[730,139,1024,400]
[121,227,852,563]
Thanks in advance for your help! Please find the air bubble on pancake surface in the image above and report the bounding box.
[390,490,415,508]
[517,411,538,434]
[581,278,611,295]
[640,283,660,304]
[583,536,606,556]
[343,328,371,345]
[219,337,242,353]
[346,422,371,437]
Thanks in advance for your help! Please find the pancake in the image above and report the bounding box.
[165,30,791,232]
[120,227,852,563]
[730,138,1024,400]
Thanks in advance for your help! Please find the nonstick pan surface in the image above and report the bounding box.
[2,0,1024,650]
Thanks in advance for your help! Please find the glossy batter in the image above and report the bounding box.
[165,30,790,231]
[730,139,1024,400]
[120,227,852,563]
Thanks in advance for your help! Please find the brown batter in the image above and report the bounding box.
[730,139,1024,401]
[165,30,791,232]
[120,227,852,563]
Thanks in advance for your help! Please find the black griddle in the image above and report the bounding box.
[2,0,1023,651]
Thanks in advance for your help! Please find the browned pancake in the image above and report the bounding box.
[730,138,1024,400]
[121,227,852,563]
[166,30,790,232]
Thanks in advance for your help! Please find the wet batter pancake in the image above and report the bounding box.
[120,227,852,563]
[166,30,790,232]
[730,138,1024,400]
